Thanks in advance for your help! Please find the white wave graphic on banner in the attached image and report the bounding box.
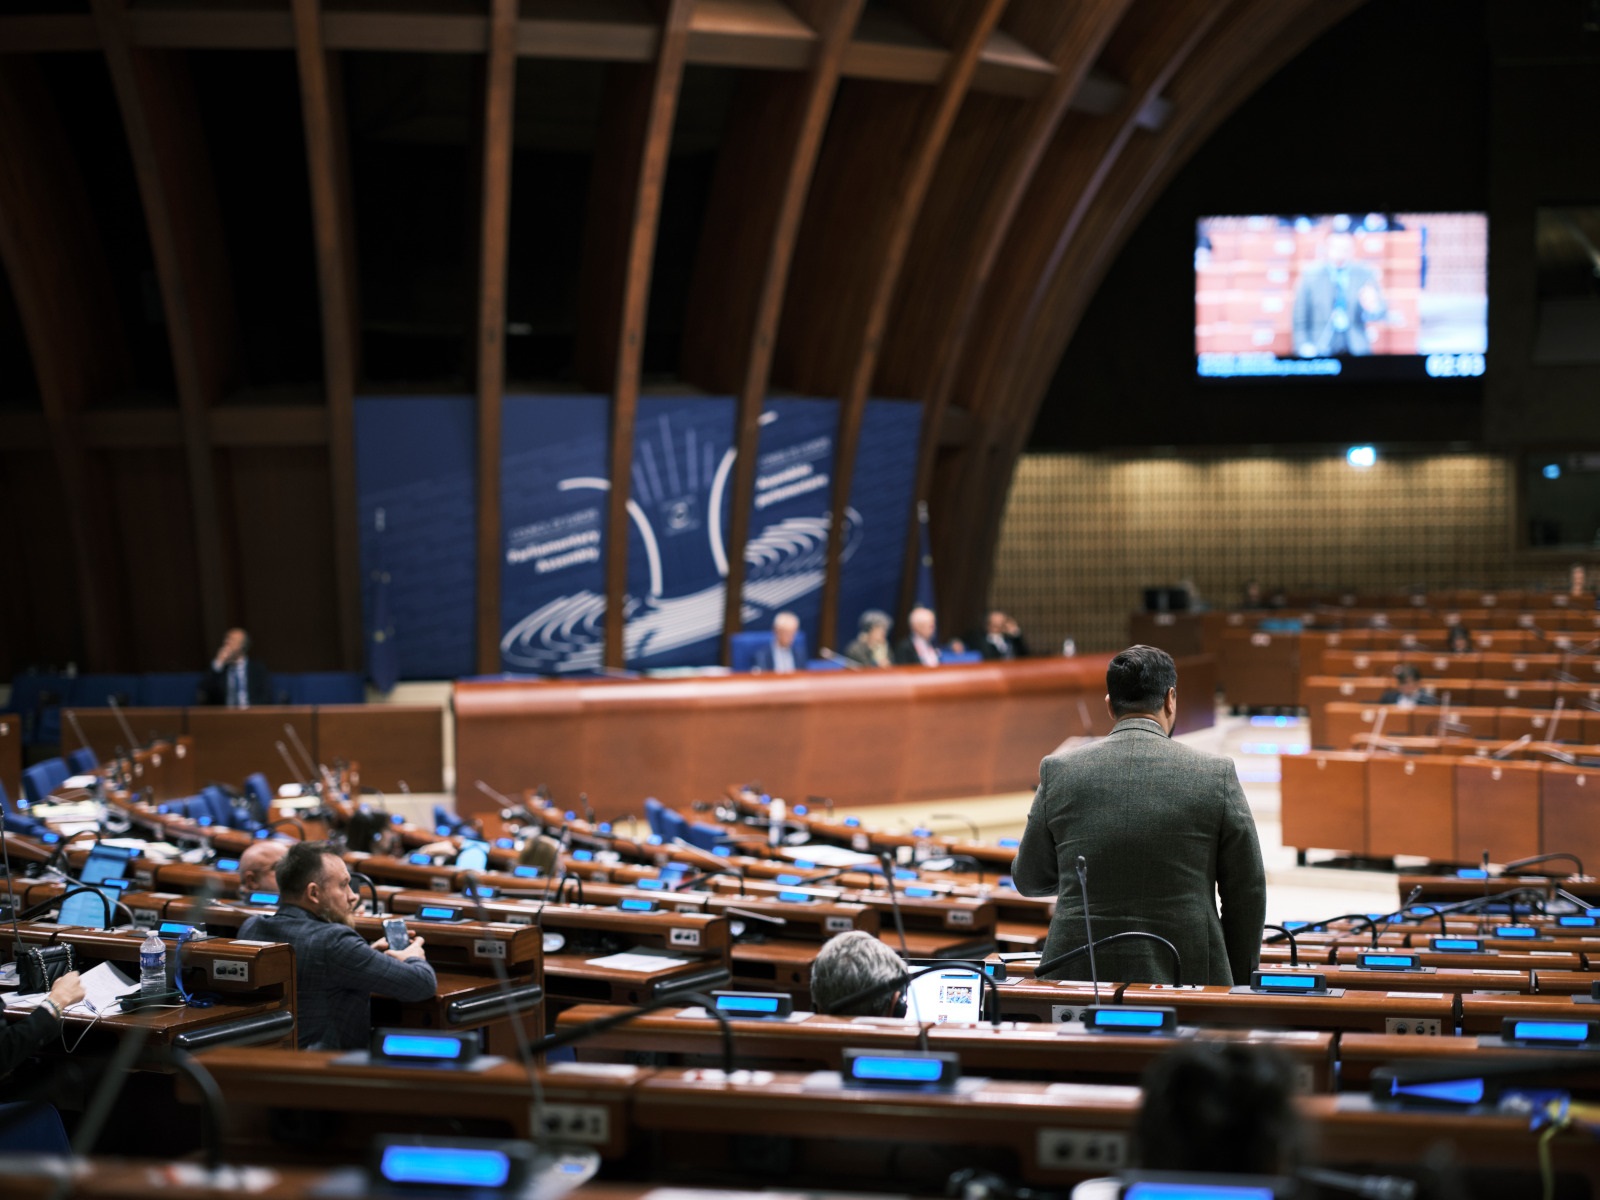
[499,509,861,671]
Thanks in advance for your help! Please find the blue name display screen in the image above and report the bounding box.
[850,1056,944,1083]
[1391,1077,1485,1104]
[379,1146,510,1187]
[1513,1021,1589,1042]
[714,995,781,1014]
[1092,1009,1166,1028]
[382,1034,465,1060]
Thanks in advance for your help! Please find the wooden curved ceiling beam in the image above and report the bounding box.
[679,0,867,663]
[774,0,1007,651]
[292,0,364,671]
[939,0,1366,625]
[582,0,696,670]
[876,0,1135,621]
[929,0,1226,627]
[92,0,237,653]
[0,58,130,669]
[471,0,519,675]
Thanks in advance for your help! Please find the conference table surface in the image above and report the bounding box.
[454,654,1217,821]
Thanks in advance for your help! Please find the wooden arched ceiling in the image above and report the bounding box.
[0,0,1362,675]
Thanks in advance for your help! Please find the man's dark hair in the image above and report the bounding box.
[1134,1043,1303,1175]
[1393,664,1421,685]
[1106,645,1178,717]
[276,840,337,898]
[343,809,392,854]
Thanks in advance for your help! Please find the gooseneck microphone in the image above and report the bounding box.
[276,741,314,795]
[108,696,140,753]
[879,852,909,959]
[1076,855,1100,1007]
[1371,885,1423,948]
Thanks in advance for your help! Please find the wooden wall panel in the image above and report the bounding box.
[92,0,238,653]
[0,56,130,669]
[0,452,83,669]
[100,446,205,671]
[225,447,342,671]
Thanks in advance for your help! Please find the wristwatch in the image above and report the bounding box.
[40,999,62,1022]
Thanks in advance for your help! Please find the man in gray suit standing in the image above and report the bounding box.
[1011,645,1265,986]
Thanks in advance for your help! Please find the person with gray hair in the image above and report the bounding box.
[844,609,894,667]
[810,930,907,1016]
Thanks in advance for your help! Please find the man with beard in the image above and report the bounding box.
[239,841,435,1049]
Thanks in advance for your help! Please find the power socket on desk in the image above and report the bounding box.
[1035,1128,1128,1170]
[1385,1017,1442,1036]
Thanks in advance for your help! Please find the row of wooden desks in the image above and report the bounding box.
[184,1048,1600,1192]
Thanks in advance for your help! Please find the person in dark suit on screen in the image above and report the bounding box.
[750,611,805,673]
[199,627,273,707]
[1011,645,1265,986]
[1292,226,1387,357]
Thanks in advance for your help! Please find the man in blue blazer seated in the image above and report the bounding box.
[751,611,806,673]
[239,841,436,1050]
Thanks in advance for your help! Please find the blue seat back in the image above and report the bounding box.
[244,772,273,818]
[643,797,666,839]
[67,747,97,774]
[730,630,808,672]
[0,1102,72,1155]
[68,674,144,708]
[141,672,205,707]
[21,759,70,806]
[685,822,726,853]
[283,672,365,705]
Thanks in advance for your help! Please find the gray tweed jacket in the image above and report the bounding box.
[1011,716,1266,986]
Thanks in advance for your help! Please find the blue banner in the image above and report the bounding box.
[490,393,920,676]
[354,397,477,681]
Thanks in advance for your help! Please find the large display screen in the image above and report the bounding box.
[1195,212,1487,381]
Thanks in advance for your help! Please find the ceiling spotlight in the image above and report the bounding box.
[1346,445,1377,469]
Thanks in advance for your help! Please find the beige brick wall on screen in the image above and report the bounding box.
[989,453,1532,655]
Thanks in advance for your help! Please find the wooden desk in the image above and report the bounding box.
[994,978,1455,1036]
[1338,1031,1600,1095]
[1,927,296,1056]
[189,1047,638,1152]
[63,709,188,760]
[453,656,1217,820]
[185,706,315,793]
[315,704,444,793]
[555,1003,1338,1091]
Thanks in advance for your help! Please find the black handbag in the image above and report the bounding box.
[18,943,75,995]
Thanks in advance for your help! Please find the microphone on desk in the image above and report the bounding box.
[475,779,526,823]
[1076,856,1101,1007]
[1371,885,1424,948]
[817,648,863,670]
[579,793,597,826]
[878,851,909,959]
[284,724,318,778]
[64,709,98,769]
[1490,734,1531,759]
[276,741,315,796]
[108,696,141,753]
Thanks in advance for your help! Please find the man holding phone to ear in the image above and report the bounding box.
[239,841,435,1049]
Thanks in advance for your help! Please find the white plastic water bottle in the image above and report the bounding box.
[139,929,167,996]
[768,797,786,848]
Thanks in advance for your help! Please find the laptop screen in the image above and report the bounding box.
[81,845,137,888]
[58,887,113,929]
[904,967,983,1025]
